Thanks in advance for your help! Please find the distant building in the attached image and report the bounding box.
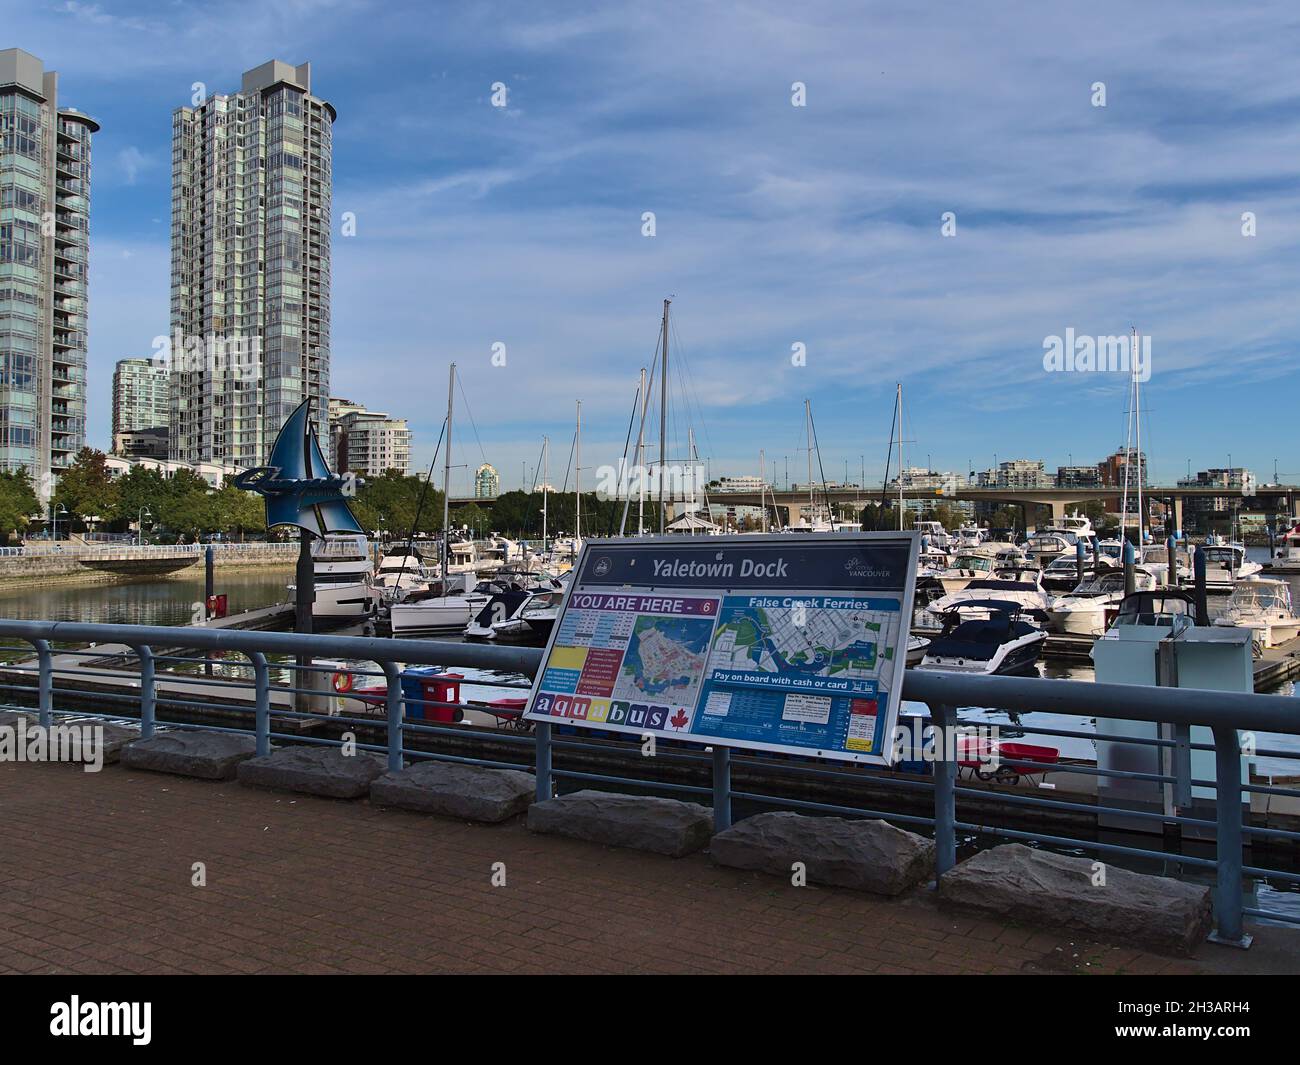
[474,463,499,498]
[112,358,170,442]
[973,460,1051,492]
[0,49,98,482]
[105,454,239,489]
[1056,465,1102,489]
[886,467,971,518]
[1178,467,1258,530]
[713,475,772,493]
[329,402,411,477]
[1099,448,1147,489]
[112,427,169,461]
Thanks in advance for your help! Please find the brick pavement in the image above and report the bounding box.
[0,760,1292,974]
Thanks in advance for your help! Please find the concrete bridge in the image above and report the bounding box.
[453,484,1300,532]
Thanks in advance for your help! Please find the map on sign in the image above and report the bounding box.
[613,615,715,704]
[706,599,889,684]
[523,534,920,765]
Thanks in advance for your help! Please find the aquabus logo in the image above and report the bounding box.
[50,997,151,1045]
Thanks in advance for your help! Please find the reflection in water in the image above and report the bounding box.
[0,569,292,627]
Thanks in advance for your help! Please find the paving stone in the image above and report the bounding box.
[237,744,385,799]
[710,811,935,896]
[121,731,258,780]
[527,789,713,857]
[371,760,534,822]
[938,843,1213,956]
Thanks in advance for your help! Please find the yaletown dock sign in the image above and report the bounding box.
[524,532,921,765]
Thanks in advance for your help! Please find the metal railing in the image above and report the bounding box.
[0,543,300,559]
[0,618,1297,948]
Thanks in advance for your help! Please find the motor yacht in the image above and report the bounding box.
[369,544,439,608]
[1046,568,1157,636]
[289,535,374,625]
[1214,577,1300,649]
[388,572,495,636]
[1198,542,1263,590]
[918,601,1047,675]
[905,634,931,666]
[926,564,1052,623]
[1268,523,1300,573]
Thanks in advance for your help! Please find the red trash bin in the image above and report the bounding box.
[401,668,463,722]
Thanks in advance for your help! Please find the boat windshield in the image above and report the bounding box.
[951,555,993,571]
[1202,547,1242,563]
[1228,583,1291,612]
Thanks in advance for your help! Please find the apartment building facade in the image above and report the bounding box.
[0,48,97,487]
[170,60,334,467]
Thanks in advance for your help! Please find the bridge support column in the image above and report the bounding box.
[1171,496,1184,538]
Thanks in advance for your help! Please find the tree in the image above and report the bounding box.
[53,448,120,531]
[0,468,39,542]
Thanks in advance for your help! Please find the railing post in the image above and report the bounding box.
[712,745,732,832]
[929,702,958,879]
[249,651,271,756]
[1209,724,1251,948]
[534,721,553,802]
[32,638,52,728]
[382,661,403,772]
[135,644,156,739]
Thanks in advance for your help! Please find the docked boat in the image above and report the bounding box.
[925,563,1053,623]
[369,544,438,608]
[489,581,568,644]
[1213,577,1300,649]
[465,574,565,642]
[1040,552,1096,592]
[918,601,1047,675]
[1198,542,1263,590]
[912,520,950,550]
[289,535,374,624]
[929,545,1023,596]
[1046,568,1158,636]
[905,634,931,666]
[389,572,496,636]
[1268,523,1300,573]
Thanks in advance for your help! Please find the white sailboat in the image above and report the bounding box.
[389,364,492,635]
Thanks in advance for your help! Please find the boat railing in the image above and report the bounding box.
[0,618,1296,947]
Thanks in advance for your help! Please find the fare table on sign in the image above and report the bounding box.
[524,532,921,766]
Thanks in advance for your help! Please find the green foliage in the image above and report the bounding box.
[0,468,39,541]
[52,448,120,529]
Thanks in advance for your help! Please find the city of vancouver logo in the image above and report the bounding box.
[593,556,613,577]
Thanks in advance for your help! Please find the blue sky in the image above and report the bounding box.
[8,0,1300,494]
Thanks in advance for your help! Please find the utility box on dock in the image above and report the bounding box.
[1091,620,1253,837]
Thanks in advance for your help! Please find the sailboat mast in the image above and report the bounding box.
[659,299,669,534]
[897,382,904,531]
[1133,327,1144,544]
[805,398,814,524]
[575,400,582,545]
[637,367,647,535]
[542,435,549,552]
[443,362,455,578]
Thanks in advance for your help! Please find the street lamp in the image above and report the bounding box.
[138,506,152,547]
[51,504,67,544]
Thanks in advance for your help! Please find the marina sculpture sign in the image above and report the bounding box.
[524,532,921,765]
[230,399,363,536]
